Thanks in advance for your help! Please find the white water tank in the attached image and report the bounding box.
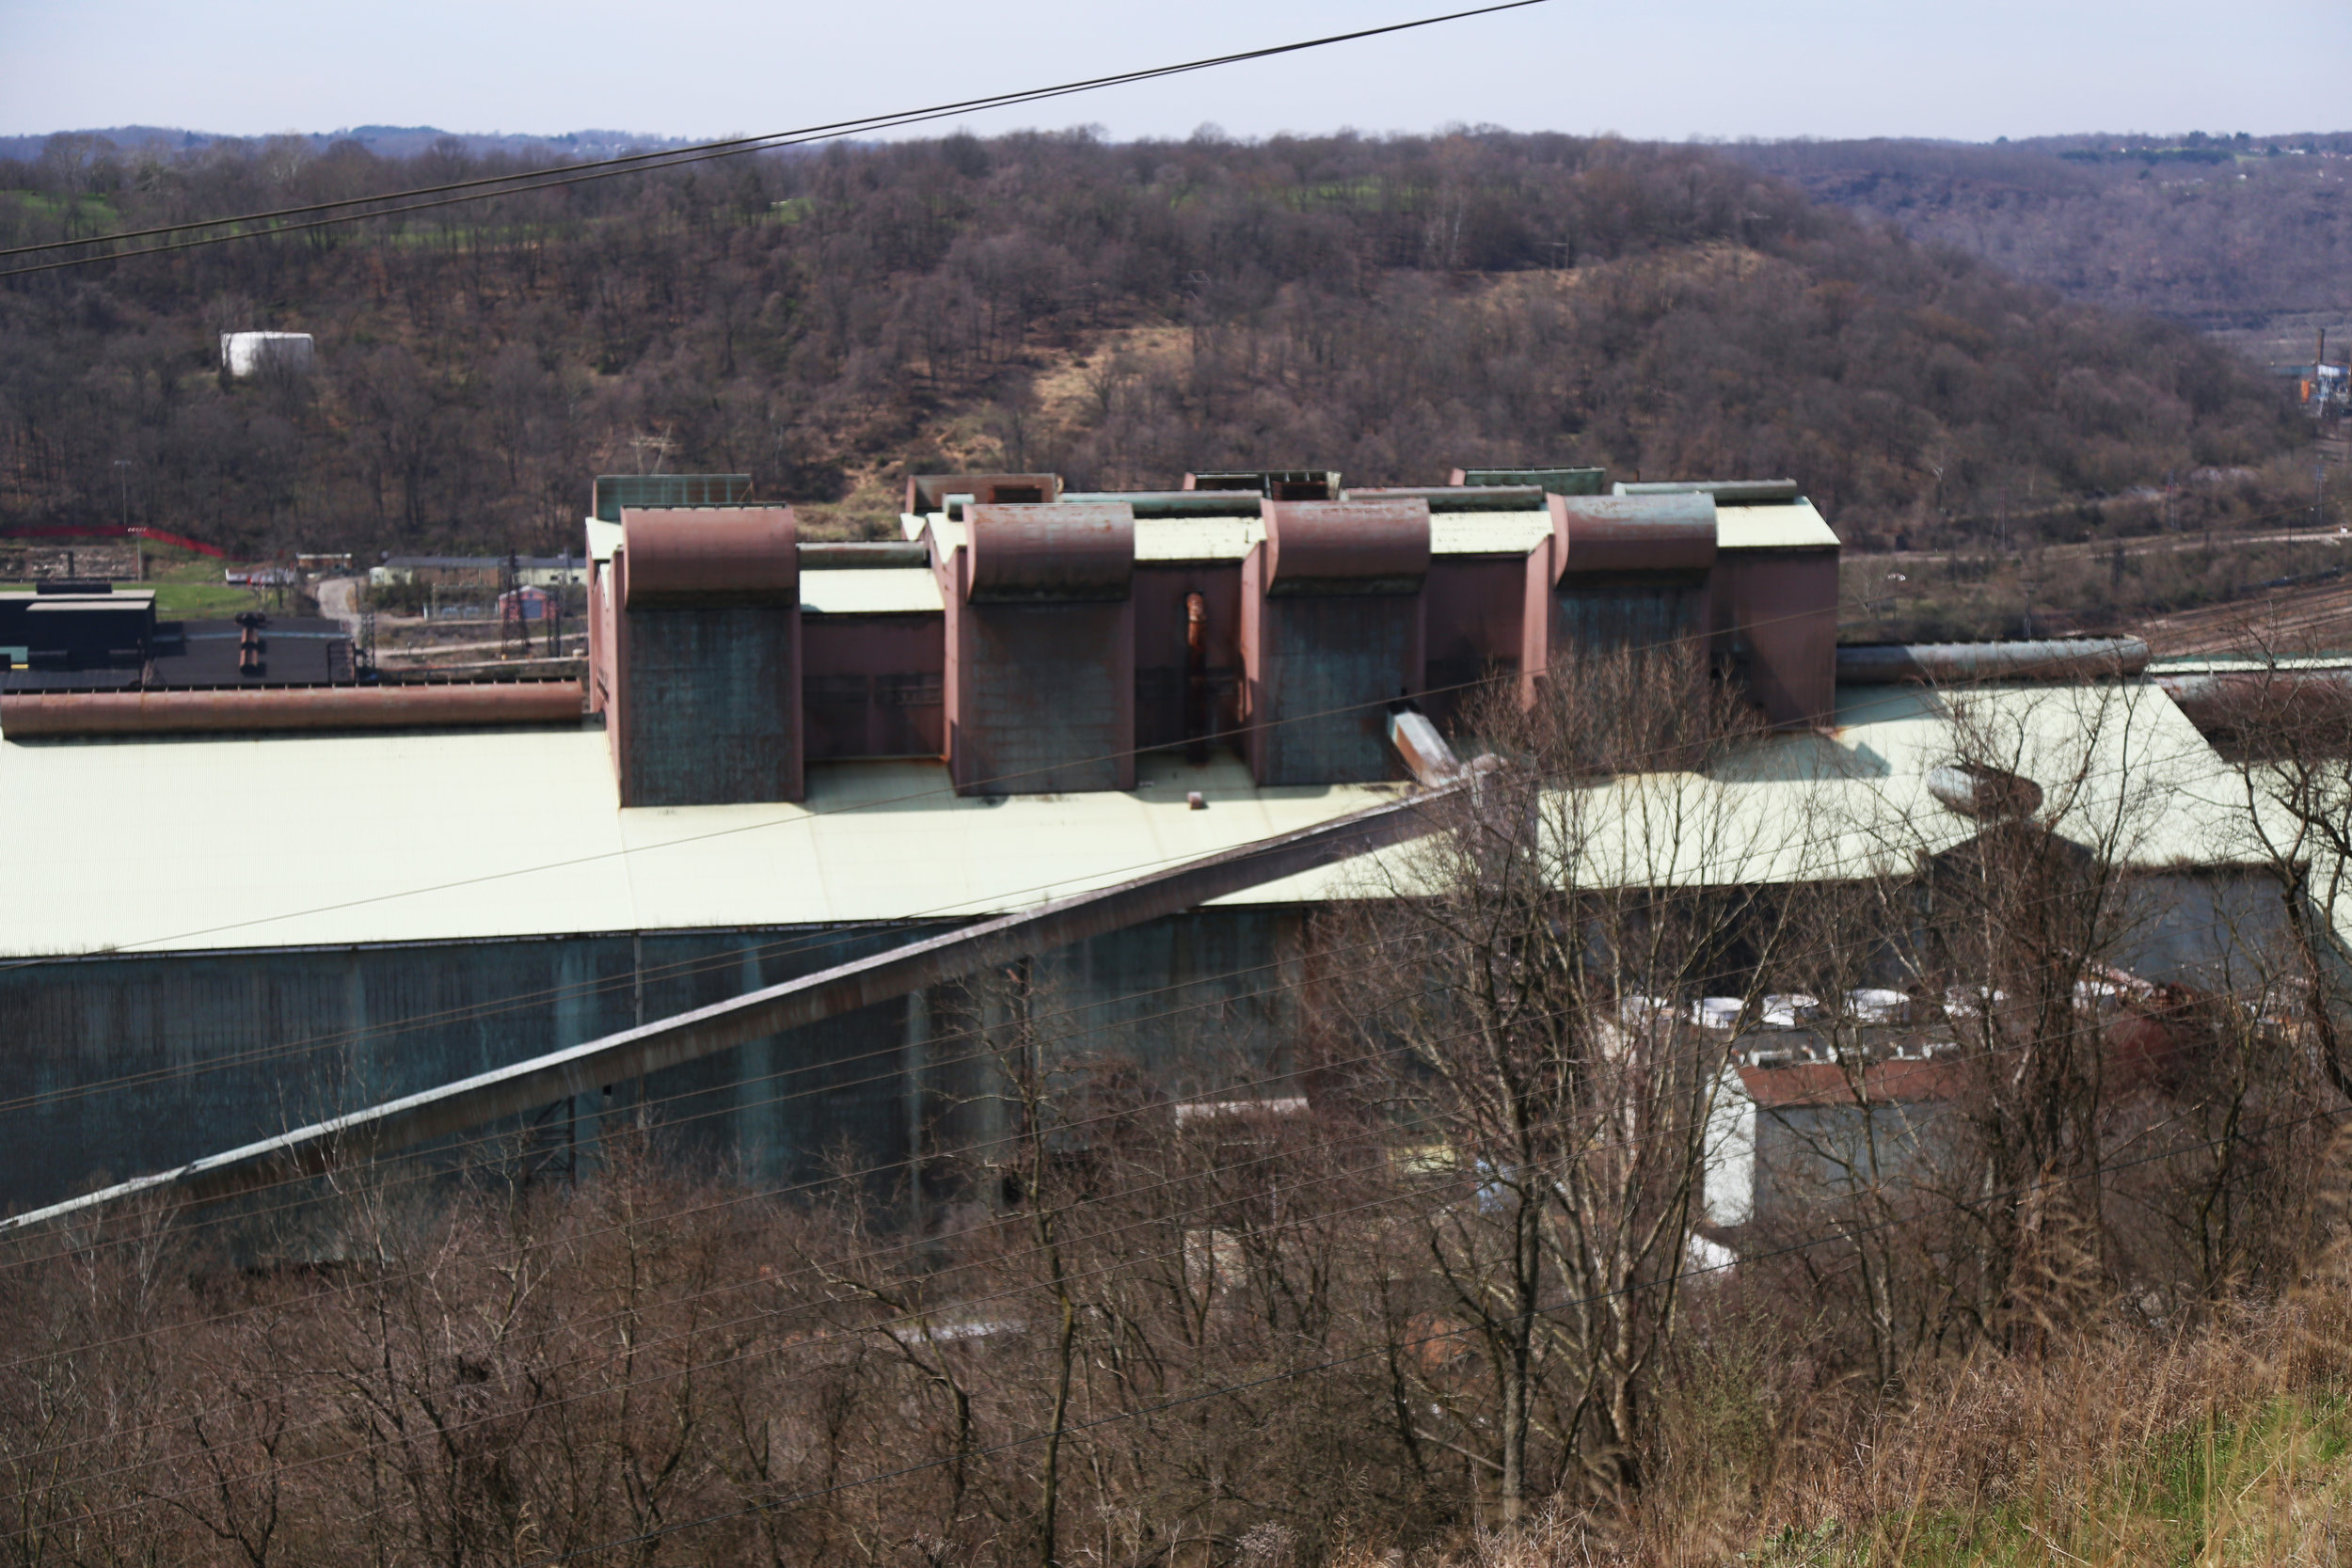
[220,331,315,377]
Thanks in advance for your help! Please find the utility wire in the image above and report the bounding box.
[0,2,1550,278]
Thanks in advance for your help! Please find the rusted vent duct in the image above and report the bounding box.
[966,502,1135,603]
[1837,638,2149,685]
[619,506,798,608]
[1263,498,1431,595]
[1550,494,1717,576]
[1,682,582,737]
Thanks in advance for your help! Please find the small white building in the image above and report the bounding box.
[220,332,315,378]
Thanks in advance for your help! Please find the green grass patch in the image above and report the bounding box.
[1750,1395,2352,1566]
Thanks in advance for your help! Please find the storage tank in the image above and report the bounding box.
[219,331,315,377]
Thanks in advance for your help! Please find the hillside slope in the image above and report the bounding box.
[0,130,2305,556]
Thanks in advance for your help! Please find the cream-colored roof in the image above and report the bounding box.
[800,566,944,616]
[584,517,624,563]
[1240,680,2251,903]
[0,682,2250,960]
[1134,515,1262,562]
[1431,509,1551,557]
[921,513,967,556]
[1716,500,1839,551]
[0,736,1399,958]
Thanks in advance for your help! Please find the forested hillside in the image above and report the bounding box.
[1729,134,2352,362]
[0,129,2305,556]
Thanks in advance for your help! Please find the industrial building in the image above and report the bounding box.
[0,467,2290,1226]
[0,581,354,690]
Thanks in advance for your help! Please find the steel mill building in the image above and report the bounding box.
[0,467,2280,1225]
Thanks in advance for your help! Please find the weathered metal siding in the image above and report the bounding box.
[0,909,1318,1213]
[1242,543,1422,786]
[1550,578,1710,661]
[619,605,803,805]
[1132,562,1243,754]
[1422,557,1525,731]
[951,600,1136,794]
[1709,549,1837,726]
[803,614,946,759]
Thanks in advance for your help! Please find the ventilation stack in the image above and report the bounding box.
[1242,497,1431,785]
[604,506,803,806]
[1522,493,1716,698]
[944,501,1136,795]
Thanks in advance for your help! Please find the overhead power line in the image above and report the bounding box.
[0,0,1550,278]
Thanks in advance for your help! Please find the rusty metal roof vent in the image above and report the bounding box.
[1549,493,1717,578]
[1184,469,1339,501]
[965,502,1135,603]
[1263,498,1431,596]
[1927,762,2044,821]
[618,506,798,608]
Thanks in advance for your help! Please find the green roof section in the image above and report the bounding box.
[1454,467,1606,496]
[592,473,755,522]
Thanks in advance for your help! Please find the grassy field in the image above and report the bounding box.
[121,547,292,619]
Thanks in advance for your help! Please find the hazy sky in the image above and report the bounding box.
[3,0,2344,146]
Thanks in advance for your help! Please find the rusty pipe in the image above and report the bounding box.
[1,682,583,737]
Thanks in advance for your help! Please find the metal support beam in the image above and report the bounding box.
[3,783,1456,1234]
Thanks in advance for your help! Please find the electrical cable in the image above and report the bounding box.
[0,2,1551,278]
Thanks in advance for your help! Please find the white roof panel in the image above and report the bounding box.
[1431,509,1550,557]
[583,517,625,563]
[1716,500,1839,551]
[800,566,944,616]
[1134,515,1262,562]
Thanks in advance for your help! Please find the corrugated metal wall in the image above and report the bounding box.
[620,606,803,804]
[0,908,1310,1214]
[1245,588,1422,786]
[951,601,1136,794]
[803,614,946,759]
